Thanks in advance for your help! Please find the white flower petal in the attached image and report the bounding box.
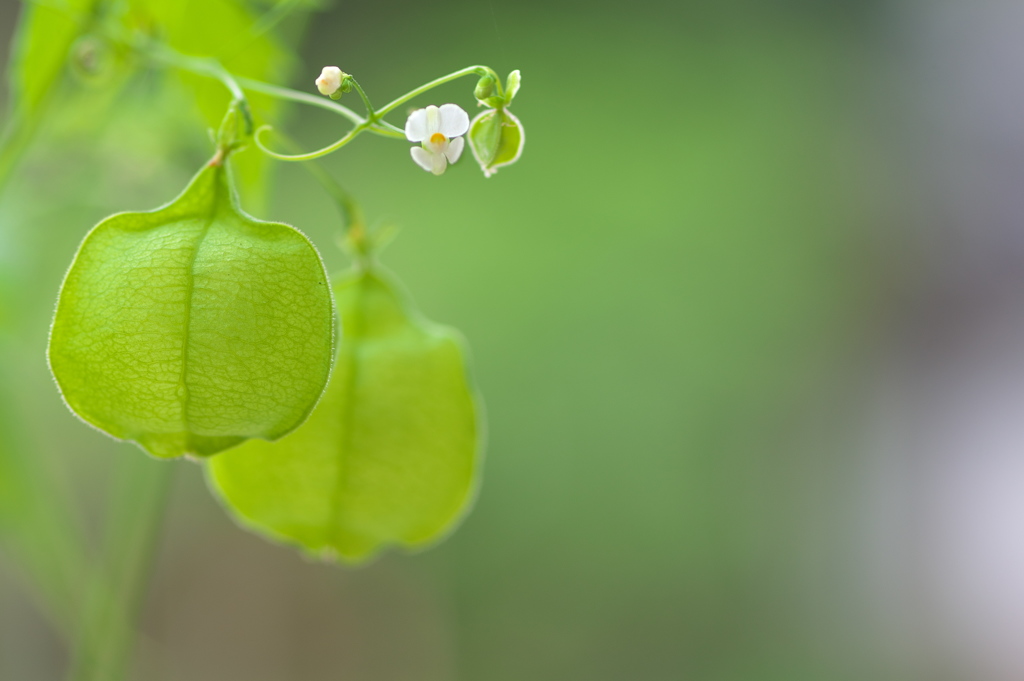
[430,149,448,175]
[405,108,429,142]
[424,105,442,135]
[410,146,434,172]
[445,136,464,164]
[438,103,470,138]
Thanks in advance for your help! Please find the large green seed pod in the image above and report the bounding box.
[207,266,481,562]
[48,158,335,459]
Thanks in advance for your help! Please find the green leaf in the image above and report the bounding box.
[48,157,335,459]
[207,266,481,563]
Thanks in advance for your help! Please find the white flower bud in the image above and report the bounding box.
[315,66,343,96]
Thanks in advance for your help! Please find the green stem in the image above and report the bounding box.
[235,76,365,126]
[254,122,365,161]
[133,36,499,161]
[132,34,499,161]
[374,119,406,136]
[138,43,406,158]
[348,77,375,118]
[375,65,498,118]
[138,42,256,136]
[132,35,369,128]
[134,37,391,135]
[145,42,246,104]
[67,457,175,681]
[257,64,503,161]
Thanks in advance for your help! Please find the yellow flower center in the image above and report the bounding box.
[430,132,446,145]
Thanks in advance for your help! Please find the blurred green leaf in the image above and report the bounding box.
[0,0,103,188]
[127,0,295,206]
[48,157,335,459]
[7,0,101,121]
[67,454,173,681]
[209,265,480,562]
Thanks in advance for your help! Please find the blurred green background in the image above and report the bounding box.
[0,0,903,679]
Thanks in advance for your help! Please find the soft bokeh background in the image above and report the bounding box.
[4,0,1024,679]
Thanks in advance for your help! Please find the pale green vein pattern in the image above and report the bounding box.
[208,267,481,562]
[48,160,335,459]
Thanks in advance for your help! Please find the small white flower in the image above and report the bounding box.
[315,66,343,96]
[405,104,470,176]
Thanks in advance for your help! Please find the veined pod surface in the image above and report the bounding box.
[48,158,335,459]
[208,266,481,562]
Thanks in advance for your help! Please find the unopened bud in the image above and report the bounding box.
[315,66,344,96]
[474,75,496,102]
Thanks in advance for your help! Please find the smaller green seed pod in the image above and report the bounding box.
[208,265,482,563]
[468,107,525,177]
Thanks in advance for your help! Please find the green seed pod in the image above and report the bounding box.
[468,107,525,177]
[48,158,335,459]
[207,266,481,563]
